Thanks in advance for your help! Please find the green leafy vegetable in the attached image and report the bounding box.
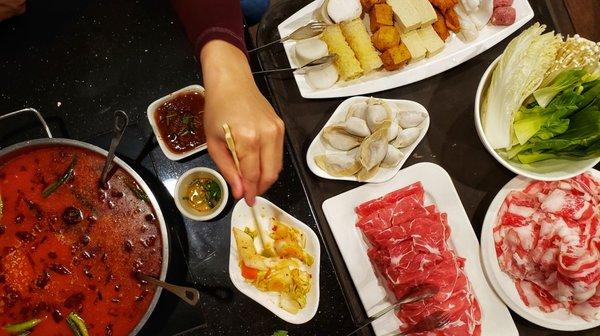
[482,23,562,149]
[125,179,150,203]
[202,179,221,208]
[42,156,78,198]
[508,96,600,163]
[3,318,45,334]
[533,69,587,108]
[272,331,289,336]
[66,312,89,336]
[512,88,583,146]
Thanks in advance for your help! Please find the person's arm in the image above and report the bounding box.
[171,0,284,206]
[0,0,26,22]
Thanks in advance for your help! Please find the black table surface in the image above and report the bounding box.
[0,0,353,335]
[255,1,600,336]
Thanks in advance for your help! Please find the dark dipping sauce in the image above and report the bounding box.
[155,91,206,153]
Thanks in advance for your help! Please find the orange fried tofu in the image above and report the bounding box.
[444,7,461,32]
[369,4,394,33]
[428,0,457,12]
[361,0,385,12]
[371,26,400,51]
[432,9,450,40]
[380,43,411,71]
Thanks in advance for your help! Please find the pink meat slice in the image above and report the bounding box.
[356,184,481,334]
[495,173,600,319]
[356,182,424,218]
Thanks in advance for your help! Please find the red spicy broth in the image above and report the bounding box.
[0,146,163,335]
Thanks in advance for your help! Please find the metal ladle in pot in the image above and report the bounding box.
[99,110,129,187]
[137,273,200,306]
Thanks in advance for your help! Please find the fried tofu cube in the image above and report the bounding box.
[380,43,411,71]
[444,7,461,33]
[371,26,400,51]
[360,0,384,12]
[432,8,450,40]
[429,0,458,12]
[369,4,394,32]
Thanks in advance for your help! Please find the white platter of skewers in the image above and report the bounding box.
[278,0,534,98]
[307,96,429,183]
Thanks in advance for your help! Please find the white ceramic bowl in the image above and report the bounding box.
[147,84,207,161]
[174,167,228,221]
[474,57,600,181]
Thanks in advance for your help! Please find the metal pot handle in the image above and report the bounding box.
[0,108,53,138]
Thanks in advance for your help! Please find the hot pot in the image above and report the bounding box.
[0,108,169,335]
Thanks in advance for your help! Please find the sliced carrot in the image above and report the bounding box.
[241,263,258,280]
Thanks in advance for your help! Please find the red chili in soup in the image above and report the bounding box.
[0,146,163,336]
[155,90,206,153]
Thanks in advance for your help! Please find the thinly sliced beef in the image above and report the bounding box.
[496,173,600,320]
[356,182,481,335]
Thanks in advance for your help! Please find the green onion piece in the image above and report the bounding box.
[3,318,45,334]
[66,312,89,336]
[125,180,150,203]
[42,156,78,198]
[202,179,221,208]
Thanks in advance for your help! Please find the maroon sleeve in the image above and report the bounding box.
[171,0,247,56]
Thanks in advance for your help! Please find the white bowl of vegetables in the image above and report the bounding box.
[475,23,600,181]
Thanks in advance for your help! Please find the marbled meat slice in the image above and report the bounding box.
[495,173,600,320]
[356,182,481,334]
[355,182,424,217]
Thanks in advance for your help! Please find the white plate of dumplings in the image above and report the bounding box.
[307,96,429,183]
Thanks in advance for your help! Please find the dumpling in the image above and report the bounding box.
[357,165,379,182]
[358,122,389,171]
[387,121,399,141]
[314,152,362,177]
[397,109,427,128]
[381,145,403,168]
[322,125,363,150]
[345,117,371,137]
[346,100,368,120]
[391,127,421,148]
[366,98,393,132]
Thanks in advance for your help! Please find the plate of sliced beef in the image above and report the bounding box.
[322,162,516,335]
[481,170,600,331]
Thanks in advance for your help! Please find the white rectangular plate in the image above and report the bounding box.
[306,96,429,183]
[228,197,321,324]
[278,0,534,99]
[322,162,517,335]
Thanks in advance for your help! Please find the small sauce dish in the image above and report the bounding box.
[175,167,229,221]
[147,84,207,161]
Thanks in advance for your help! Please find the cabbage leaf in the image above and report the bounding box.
[482,23,562,149]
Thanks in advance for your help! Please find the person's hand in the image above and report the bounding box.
[0,0,26,22]
[200,40,285,206]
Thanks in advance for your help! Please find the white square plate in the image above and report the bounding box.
[306,96,429,183]
[278,0,534,99]
[228,197,321,324]
[322,162,517,335]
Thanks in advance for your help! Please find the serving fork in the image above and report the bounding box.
[345,284,439,336]
[249,21,327,53]
[390,311,453,336]
[252,54,337,75]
